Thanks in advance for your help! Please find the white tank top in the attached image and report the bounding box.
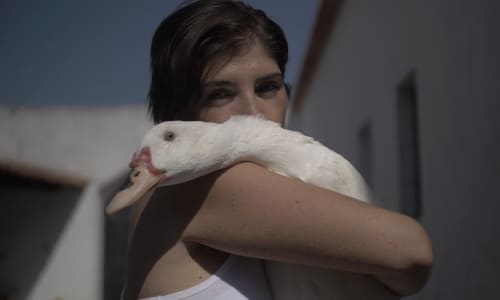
[139,255,274,300]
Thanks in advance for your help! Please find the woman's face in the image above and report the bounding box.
[197,41,288,124]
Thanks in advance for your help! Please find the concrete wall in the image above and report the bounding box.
[0,106,151,299]
[290,0,500,299]
[26,184,102,300]
[0,176,81,299]
[0,106,152,181]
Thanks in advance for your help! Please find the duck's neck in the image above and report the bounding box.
[218,117,281,167]
[159,118,283,186]
[189,122,241,175]
[192,117,284,177]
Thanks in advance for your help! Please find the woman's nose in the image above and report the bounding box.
[235,92,261,115]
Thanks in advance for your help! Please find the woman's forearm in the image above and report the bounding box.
[181,163,434,295]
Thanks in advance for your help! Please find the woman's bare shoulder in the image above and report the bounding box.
[128,162,269,232]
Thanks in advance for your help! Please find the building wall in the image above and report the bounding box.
[26,184,102,300]
[0,106,151,299]
[290,0,500,299]
[0,176,81,299]
[0,106,152,181]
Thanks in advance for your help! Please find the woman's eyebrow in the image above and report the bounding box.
[202,72,283,88]
[256,73,284,83]
[202,80,234,88]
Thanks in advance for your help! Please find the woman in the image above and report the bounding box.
[123,1,434,299]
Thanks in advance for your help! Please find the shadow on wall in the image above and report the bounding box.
[0,169,82,299]
[101,171,132,300]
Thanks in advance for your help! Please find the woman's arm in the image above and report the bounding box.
[172,162,434,296]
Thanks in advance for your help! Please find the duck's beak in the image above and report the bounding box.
[105,163,163,215]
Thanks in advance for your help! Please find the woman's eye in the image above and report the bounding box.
[256,81,282,97]
[204,89,235,106]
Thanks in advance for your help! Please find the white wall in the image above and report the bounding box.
[0,106,151,299]
[290,0,500,299]
[0,106,152,181]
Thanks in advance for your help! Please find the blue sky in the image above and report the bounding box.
[0,0,319,107]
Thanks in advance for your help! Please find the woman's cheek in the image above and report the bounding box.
[199,106,232,123]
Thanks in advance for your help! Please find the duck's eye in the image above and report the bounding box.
[164,131,176,141]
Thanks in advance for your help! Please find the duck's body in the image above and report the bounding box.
[108,115,397,299]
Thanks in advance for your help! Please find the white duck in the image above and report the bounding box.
[107,115,398,300]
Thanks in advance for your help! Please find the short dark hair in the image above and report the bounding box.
[148,0,289,123]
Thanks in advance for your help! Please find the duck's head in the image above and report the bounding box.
[106,120,220,215]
